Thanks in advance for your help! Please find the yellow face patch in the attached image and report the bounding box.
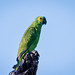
[38,17,43,22]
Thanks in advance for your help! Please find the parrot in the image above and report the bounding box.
[16,16,47,70]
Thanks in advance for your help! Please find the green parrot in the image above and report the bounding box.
[16,16,47,70]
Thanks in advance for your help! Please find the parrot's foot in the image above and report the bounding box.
[9,50,39,75]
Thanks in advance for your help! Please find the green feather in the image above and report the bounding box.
[16,16,47,70]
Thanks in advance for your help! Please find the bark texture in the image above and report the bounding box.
[9,50,39,75]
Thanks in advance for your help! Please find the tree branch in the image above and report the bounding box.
[9,50,39,75]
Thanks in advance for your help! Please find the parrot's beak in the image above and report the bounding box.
[42,17,47,25]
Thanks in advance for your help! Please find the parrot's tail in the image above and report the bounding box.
[16,49,28,71]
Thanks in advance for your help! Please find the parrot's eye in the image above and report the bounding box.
[38,17,43,22]
[40,17,42,19]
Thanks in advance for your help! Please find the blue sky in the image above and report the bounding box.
[0,0,75,75]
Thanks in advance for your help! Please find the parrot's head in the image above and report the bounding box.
[34,16,47,25]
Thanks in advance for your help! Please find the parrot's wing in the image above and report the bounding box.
[17,27,37,58]
[16,27,37,70]
[23,27,37,48]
